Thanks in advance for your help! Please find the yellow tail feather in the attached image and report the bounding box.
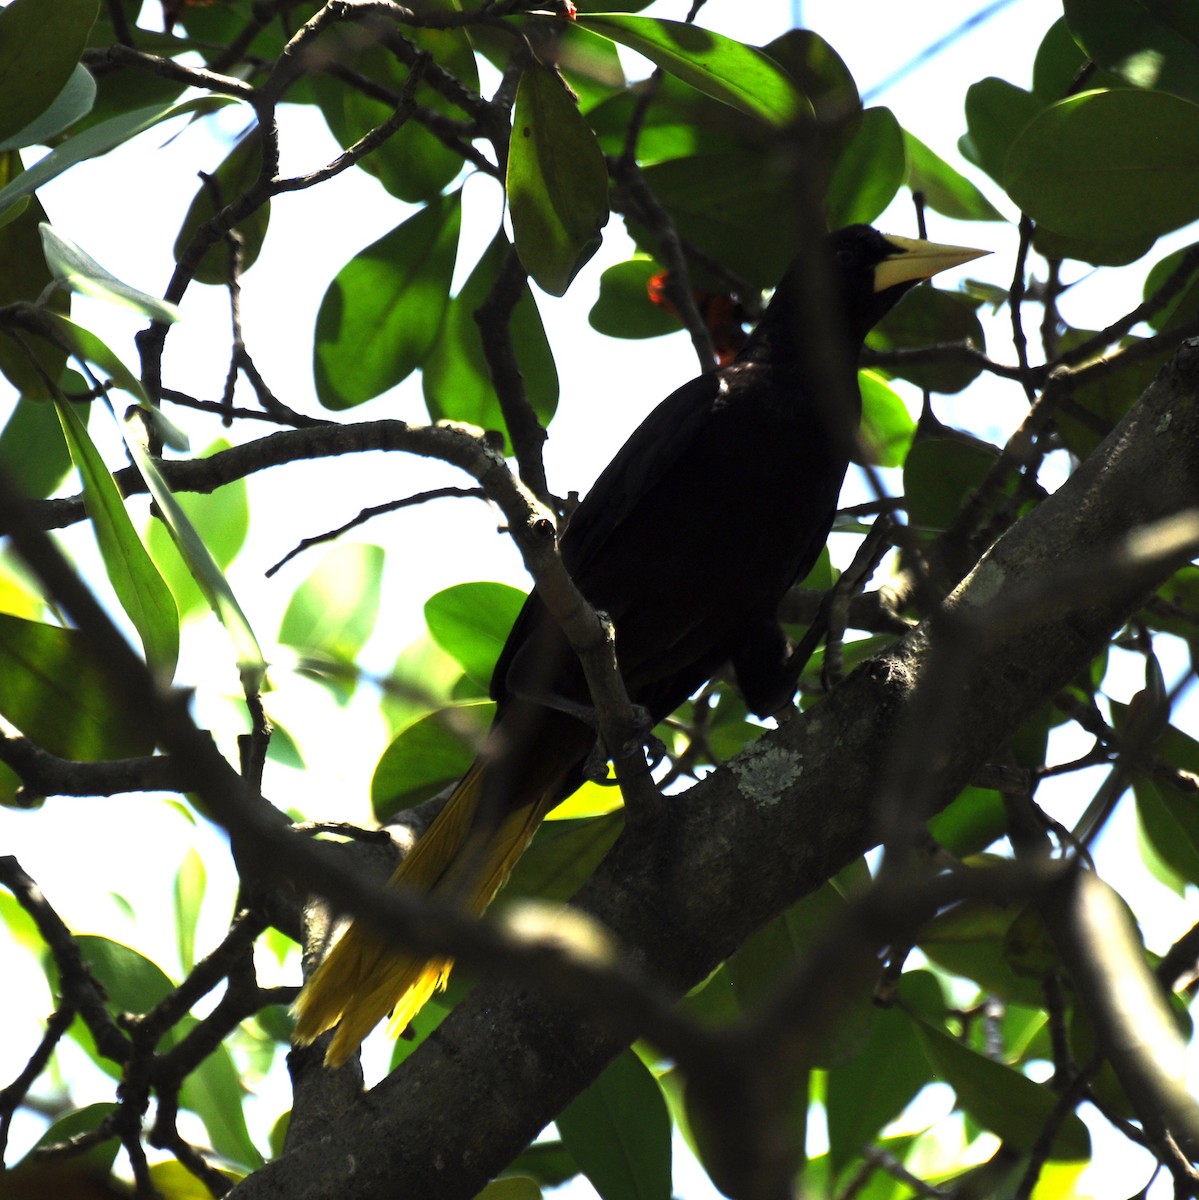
[292,758,551,1067]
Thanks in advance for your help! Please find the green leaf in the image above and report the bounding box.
[0,613,153,758]
[173,848,206,975]
[0,395,75,498]
[314,189,461,409]
[726,872,874,1067]
[314,13,475,204]
[589,259,682,340]
[371,702,494,821]
[0,153,70,400]
[868,286,985,394]
[913,1017,1090,1159]
[1005,89,1199,243]
[179,1032,264,1169]
[121,416,265,693]
[424,581,526,690]
[146,440,249,619]
[857,370,914,468]
[556,1049,672,1200]
[504,1141,580,1189]
[55,397,179,679]
[574,15,806,127]
[74,934,175,1008]
[1065,0,1199,102]
[0,0,97,145]
[902,129,1003,221]
[826,971,942,1173]
[508,62,609,297]
[39,222,180,321]
[919,899,1046,1007]
[477,1179,542,1200]
[39,311,145,399]
[959,77,1041,185]
[0,63,97,152]
[636,151,800,287]
[927,786,1007,857]
[0,95,239,221]
[502,813,623,903]
[1141,242,1199,332]
[423,232,559,440]
[1033,225,1155,267]
[8,1103,119,1188]
[173,127,270,285]
[278,542,385,665]
[825,106,906,227]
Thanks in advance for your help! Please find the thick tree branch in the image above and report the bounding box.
[229,338,1199,1199]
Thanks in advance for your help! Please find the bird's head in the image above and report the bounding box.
[828,224,989,340]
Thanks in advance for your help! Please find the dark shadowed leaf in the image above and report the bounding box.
[314,189,461,409]
[869,287,985,394]
[0,64,96,152]
[503,813,623,903]
[913,1017,1090,1158]
[0,0,97,144]
[508,62,609,296]
[0,395,75,498]
[1065,0,1199,101]
[826,971,942,1173]
[959,77,1041,184]
[174,127,270,285]
[557,1048,672,1200]
[0,153,70,400]
[1005,90,1199,243]
[904,438,999,532]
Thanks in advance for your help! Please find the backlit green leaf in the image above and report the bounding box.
[278,542,385,664]
[423,233,559,440]
[41,223,181,321]
[55,397,179,679]
[857,370,914,468]
[508,62,609,296]
[0,96,239,221]
[424,581,526,689]
[314,189,461,409]
[902,129,1003,221]
[0,613,152,759]
[825,106,905,227]
[575,15,805,127]
[371,702,493,821]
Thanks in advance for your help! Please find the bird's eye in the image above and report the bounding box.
[835,248,855,269]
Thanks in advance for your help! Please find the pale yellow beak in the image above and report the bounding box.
[872,234,990,293]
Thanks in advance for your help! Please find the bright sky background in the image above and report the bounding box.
[1,2,1194,1197]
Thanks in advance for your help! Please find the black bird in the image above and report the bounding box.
[293,225,987,1064]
